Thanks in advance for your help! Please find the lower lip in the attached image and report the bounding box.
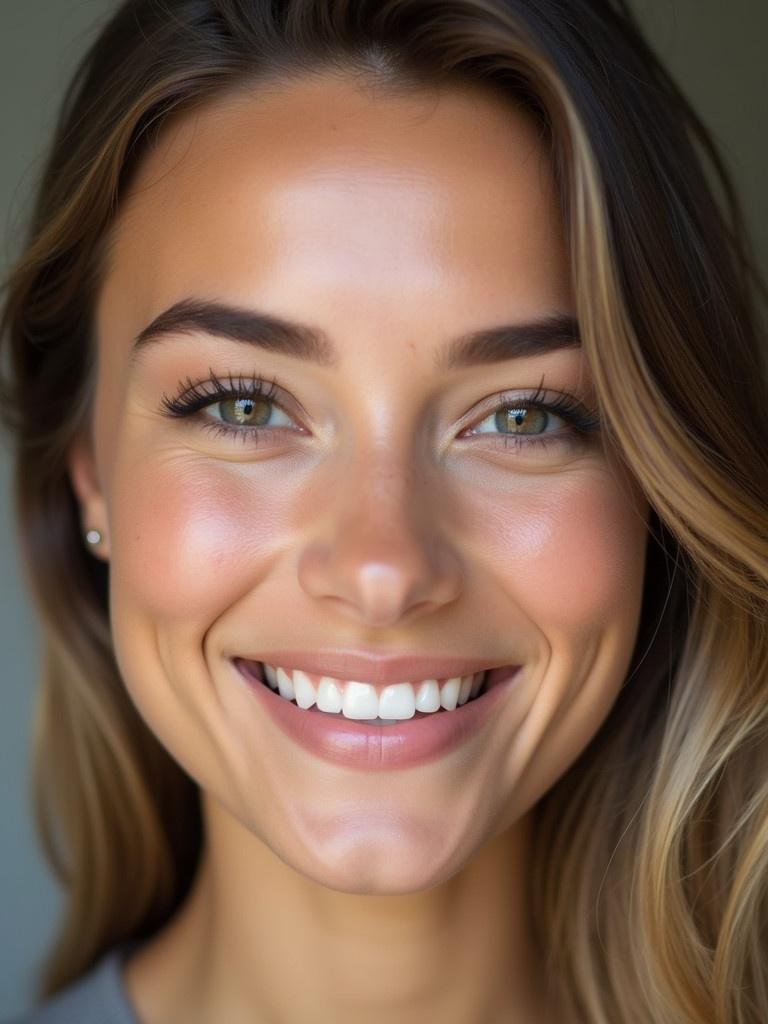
[233,659,522,771]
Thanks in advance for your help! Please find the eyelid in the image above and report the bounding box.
[160,369,305,422]
[460,385,598,432]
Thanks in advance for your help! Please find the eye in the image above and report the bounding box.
[159,370,302,444]
[472,402,559,436]
[460,384,601,455]
[208,393,294,430]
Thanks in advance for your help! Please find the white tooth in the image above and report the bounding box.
[457,674,473,706]
[342,680,379,720]
[440,676,461,711]
[269,667,479,718]
[276,666,295,701]
[316,676,344,713]
[263,663,278,689]
[292,669,317,709]
[469,671,485,699]
[414,679,440,713]
[378,683,416,720]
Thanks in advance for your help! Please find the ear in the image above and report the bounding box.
[67,434,110,561]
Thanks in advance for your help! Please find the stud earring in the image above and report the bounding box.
[84,527,103,546]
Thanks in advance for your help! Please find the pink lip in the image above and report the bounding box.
[233,649,512,688]
[233,658,522,771]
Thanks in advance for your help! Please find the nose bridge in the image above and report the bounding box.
[296,441,464,627]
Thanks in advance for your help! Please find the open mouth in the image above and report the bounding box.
[234,658,516,725]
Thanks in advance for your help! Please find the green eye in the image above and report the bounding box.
[493,404,550,435]
[462,384,602,455]
[160,370,299,443]
[216,396,265,426]
[215,395,282,428]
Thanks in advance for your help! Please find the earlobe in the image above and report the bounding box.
[67,436,110,560]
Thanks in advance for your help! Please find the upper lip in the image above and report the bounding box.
[234,649,515,687]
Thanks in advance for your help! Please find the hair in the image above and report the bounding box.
[1,0,767,1020]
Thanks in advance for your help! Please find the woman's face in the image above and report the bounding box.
[72,73,649,893]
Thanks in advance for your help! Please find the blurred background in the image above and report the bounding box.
[1,0,766,1015]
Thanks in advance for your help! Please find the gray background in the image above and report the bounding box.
[1,0,766,1015]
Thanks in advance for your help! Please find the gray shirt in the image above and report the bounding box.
[3,942,142,1024]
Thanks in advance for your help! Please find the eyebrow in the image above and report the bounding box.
[131,297,580,371]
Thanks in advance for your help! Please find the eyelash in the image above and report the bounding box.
[159,370,602,454]
[160,371,285,441]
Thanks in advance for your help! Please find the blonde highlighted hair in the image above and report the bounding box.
[1,1,766,1020]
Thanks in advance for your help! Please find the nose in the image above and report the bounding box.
[296,453,465,629]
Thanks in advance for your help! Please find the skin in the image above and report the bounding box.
[68,72,649,1023]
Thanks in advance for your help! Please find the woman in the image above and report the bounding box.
[1,0,766,1021]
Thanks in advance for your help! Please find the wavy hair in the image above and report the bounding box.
[1,1,766,1020]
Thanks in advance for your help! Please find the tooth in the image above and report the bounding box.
[316,676,344,713]
[292,669,317,709]
[378,683,416,720]
[414,679,440,713]
[457,674,473,706]
[264,663,485,718]
[440,676,461,711]
[342,680,379,720]
[263,663,278,689]
[276,666,295,701]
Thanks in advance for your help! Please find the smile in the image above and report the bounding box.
[232,657,523,770]
[241,659,488,724]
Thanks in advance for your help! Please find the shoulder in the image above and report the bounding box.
[2,942,142,1024]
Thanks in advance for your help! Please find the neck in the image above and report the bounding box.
[123,795,561,1024]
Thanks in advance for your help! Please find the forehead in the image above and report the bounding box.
[97,73,571,343]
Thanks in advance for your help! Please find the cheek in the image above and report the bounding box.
[476,470,648,636]
[108,454,290,621]
[465,468,649,817]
